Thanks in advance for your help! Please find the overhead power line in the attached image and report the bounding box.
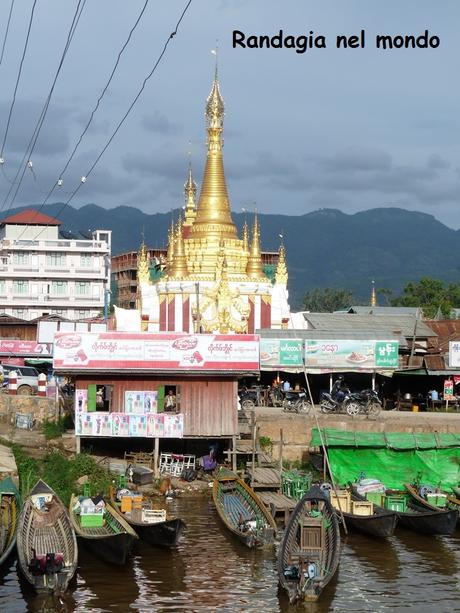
[0,0,87,214]
[0,0,15,66]
[0,0,38,159]
[31,0,193,241]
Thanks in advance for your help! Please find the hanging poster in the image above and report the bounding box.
[124,391,145,414]
[93,414,112,436]
[111,413,130,437]
[147,414,165,437]
[129,415,148,437]
[163,414,184,438]
[79,414,94,436]
[143,391,157,413]
[444,379,454,400]
[75,389,87,413]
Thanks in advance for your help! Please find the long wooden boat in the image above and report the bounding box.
[404,483,459,529]
[69,493,138,564]
[278,485,341,603]
[342,491,398,538]
[0,477,21,567]
[351,484,457,536]
[17,480,78,592]
[110,492,184,548]
[212,467,277,548]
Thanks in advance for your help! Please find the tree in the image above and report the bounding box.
[303,288,354,313]
[390,277,460,318]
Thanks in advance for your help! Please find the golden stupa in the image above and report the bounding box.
[136,68,290,334]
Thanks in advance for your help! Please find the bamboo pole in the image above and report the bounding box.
[251,411,256,488]
[313,412,348,535]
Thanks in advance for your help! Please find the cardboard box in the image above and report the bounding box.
[330,490,351,513]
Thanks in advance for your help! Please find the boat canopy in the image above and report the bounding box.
[310,428,460,490]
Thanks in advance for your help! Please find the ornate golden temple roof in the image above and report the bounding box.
[275,242,288,285]
[183,163,197,227]
[246,212,265,279]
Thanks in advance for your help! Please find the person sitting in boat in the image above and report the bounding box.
[237,513,257,532]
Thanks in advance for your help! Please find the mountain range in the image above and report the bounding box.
[4,203,459,309]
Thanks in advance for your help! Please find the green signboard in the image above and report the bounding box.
[260,339,303,367]
[304,340,399,370]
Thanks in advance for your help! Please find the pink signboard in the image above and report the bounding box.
[53,332,259,371]
[0,340,52,356]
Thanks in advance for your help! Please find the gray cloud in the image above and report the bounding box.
[142,111,182,135]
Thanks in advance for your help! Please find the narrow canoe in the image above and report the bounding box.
[212,467,277,548]
[352,484,457,536]
[403,483,458,534]
[17,480,78,592]
[278,486,341,603]
[0,477,22,567]
[69,493,138,564]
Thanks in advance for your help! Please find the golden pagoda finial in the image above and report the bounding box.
[183,162,197,227]
[275,238,288,285]
[370,279,377,307]
[137,237,150,284]
[166,219,175,273]
[242,219,249,252]
[169,215,188,278]
[190,66,238,240]
[246,211,265,279]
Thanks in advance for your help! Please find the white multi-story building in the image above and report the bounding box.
[0,209,111,321]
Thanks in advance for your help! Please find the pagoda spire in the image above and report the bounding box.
[242,219,249,252]
[370,280,377,307]
[183,163,197,227]
[166,219,175,273]
[246,212,265,279]
[137,235,150,284]
[190,68,238,240]
[275,241,288,285]
[169,215,188,278]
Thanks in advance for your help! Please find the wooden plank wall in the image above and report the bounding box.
[75,375,238,436]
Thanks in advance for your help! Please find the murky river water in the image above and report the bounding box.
[1,495,459,612]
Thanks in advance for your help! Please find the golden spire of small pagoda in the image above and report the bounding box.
[183,162,197,227]
[242,219,249,252]
[370,280,377,307]
[190,63,238,240]
[166,219,175,272]
[275,240,288,285]
[169,215,188,278]
[246,212,265,279]
[137,235,150,284]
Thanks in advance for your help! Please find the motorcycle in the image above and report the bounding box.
[320,389,381,417]
[238,386,267,409]
[281,388,311,414]
[347,389,382,417]
[320,391,362,415]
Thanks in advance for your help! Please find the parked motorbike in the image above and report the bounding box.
[320,391,361,415]
[320,389,381,417]
[238,386,267,409]
[348,389,382,417]
[281,388,311,414]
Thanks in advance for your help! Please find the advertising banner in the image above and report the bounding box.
[54,332,259,371]
[304,340,399,369]
[74,411,183,438]
[260,338,303,367]
[449,341,460,368]
[0,340,52,356]
[444,379,454,400]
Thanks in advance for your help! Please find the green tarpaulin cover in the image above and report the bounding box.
[311,428,460,490]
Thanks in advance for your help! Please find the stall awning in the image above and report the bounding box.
[310,427,460,449]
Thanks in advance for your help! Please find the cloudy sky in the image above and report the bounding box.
[0,1,459,228]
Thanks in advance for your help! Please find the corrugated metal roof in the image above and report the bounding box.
[424,355,446,370]
[257,328,406,344]
[302,313,436,338]
[347,306,420,316]
[1,209,61,226]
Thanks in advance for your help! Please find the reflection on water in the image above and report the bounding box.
[0,494,459,612]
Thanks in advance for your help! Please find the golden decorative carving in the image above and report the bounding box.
[275,242,288,285]
[246,212,266,279]
[183,163,197,227]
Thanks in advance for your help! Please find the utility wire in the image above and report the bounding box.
[0,0,38,159]
[0,0,86,214]
[31,0,193,242]
[41,0,150,208]
[0,0,15,66]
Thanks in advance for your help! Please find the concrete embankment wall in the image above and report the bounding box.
[250,410,460,464]
[0,394,58,426]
